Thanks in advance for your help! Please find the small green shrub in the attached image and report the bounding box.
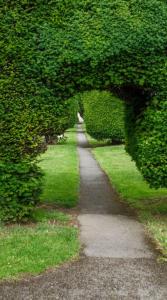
[83,90,125,142]
[0,161,43,222]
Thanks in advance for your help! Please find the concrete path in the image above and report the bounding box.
[78,214,153,258]
[78,126,130,215]
[78,125,154,259]
[0,125,166,299]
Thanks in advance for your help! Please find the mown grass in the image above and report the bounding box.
[91,143,167,258]
[39,128,79,207]
[0,218,79,280]
[0,128,80,280]
[32,208,71,223]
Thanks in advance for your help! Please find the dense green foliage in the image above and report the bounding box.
[125,98,167,188]
[75,94,84,117]
[1,0,167,220]
[66,98,78,129]
[83,91,125,142]
[0,162,43,222]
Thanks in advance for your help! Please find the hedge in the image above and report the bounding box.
[1,0,167,220]
[125,96,167,188]
[83,91,125,142]
[66,97,79,129]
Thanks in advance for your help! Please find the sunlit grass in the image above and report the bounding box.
[39,128,79,207]
[0,221,79,280]
[93,145,167,203]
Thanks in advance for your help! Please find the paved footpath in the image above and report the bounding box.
[0,125,167,299]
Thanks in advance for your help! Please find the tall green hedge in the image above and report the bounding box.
[1,0,167,220]
[66,97,79,129]
[83,91,125,142]
[125,95,167,188]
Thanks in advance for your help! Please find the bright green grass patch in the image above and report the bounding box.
[39,128,79,207]
[92,144,167,257]
[0,222,79,280]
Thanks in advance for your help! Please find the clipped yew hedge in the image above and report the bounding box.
[67,97,79,129]
[0,0,167,220]
[125,96,167,188]
[83,91,125,142]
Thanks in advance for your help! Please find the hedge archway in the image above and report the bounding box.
[0,0,167,220]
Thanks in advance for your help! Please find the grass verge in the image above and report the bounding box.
[91,142,167,259]
[39,128,79,207]
[0,209,79,280]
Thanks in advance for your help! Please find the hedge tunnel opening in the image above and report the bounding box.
[0,0,167,220]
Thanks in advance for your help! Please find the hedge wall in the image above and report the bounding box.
[83,91,125,142]
[1,0,167,220]
[66,97,79,129]
[125,95,167,188]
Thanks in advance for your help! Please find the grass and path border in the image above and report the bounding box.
[86,131,167,260]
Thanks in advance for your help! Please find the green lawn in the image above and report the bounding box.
[39,128,79,207]
[92,143,167,258]
[0,210,79,280]
[0,128,80,280]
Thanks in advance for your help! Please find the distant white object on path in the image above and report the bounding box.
[77,112,84,124]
